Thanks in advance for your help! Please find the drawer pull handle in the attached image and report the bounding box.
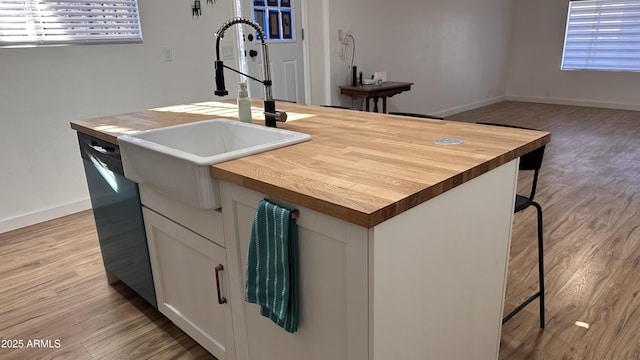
[215,264,227,304]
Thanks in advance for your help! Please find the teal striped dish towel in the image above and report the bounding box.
[245,199,299,333]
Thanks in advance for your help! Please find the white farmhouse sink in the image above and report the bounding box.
[118,119,311,209]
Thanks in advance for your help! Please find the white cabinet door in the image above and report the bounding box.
[143,207,234,360]
[220,181,369,360]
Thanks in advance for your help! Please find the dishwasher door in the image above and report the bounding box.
[78,133,157,308]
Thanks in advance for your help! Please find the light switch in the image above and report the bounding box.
[163,47,173,62]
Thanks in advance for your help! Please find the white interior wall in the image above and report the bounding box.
[506,0,640,110]
[0,0,238,233]
[326,0,515,115]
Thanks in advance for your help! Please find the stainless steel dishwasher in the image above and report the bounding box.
[78,133,157,307]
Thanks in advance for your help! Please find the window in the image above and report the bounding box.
[253,0,294,41]
[0,1,142,48]
[561,0,640,72]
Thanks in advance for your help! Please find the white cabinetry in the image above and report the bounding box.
[220,158,519,360]
[140,185,234,360]
[139,158,518,360]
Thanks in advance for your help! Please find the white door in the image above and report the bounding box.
[239,0,305,104]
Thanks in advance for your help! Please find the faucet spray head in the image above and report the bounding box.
[214,17,286,128]
[214,17,266,98]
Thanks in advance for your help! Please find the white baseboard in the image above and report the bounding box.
[435,96,507,118]
[0,198,92,235]
[506,95,640,112]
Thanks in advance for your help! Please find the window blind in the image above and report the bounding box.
[0,0,142,47]
[561,0,640,71]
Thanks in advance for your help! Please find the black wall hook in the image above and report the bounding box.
[192,0,201,16]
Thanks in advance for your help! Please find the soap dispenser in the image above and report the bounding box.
[237,82,252,123]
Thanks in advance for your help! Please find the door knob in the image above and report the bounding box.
[249,49,258,58]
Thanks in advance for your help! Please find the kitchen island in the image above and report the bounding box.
[71,100,550,360]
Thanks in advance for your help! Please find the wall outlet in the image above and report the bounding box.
[221,45,234,60]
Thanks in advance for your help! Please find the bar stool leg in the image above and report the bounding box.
[501,202,546,328]
[534,201,545,329]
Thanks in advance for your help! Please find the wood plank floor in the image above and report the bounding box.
[451,101,640,359]
[0,101,638,359]
[0,211,215,360]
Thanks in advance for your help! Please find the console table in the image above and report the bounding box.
[339,81,413,113]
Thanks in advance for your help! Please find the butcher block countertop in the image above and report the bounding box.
[71,100,550,228]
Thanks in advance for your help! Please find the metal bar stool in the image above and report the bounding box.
[478,122,546,329]
[389,112,444,120]
[320,105,359,110]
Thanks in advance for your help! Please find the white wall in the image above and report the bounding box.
[0,0,238,233]
[325,0,515,115]
[507,0,640,110]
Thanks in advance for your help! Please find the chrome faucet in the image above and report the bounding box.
[214,17,287,127]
